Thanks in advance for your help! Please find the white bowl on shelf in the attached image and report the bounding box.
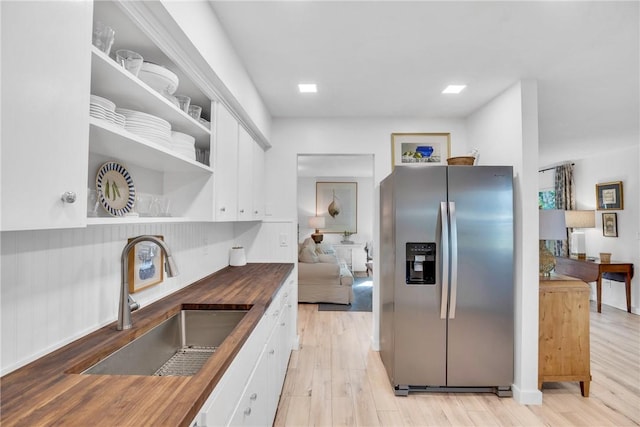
[138,62,179,95]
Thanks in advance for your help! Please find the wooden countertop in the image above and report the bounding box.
[0,263,294,426]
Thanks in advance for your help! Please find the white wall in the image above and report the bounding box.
[466,80,542,405]
[265,117,469,220]
[297,176,374,245]
[574,145,639,313]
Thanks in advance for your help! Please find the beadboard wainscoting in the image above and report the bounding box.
[1,220,296,375]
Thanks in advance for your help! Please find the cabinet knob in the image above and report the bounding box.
[269,349,275,355]
[240,209,245,213]
[60,191,77,204]
[244,408,251,416]
[254,210,259,214]
[250,393,257,401]
[220,207,226,212]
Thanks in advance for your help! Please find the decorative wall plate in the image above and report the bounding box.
[96,162,135,216]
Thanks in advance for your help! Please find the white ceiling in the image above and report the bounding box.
[209,1,639,167]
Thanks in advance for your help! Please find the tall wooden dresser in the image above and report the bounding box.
[539,274,591,397]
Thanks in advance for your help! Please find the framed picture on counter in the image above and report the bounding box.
[596,181,623,210]
[391,133,451,169]
[128,235,164,293]
[602,213,618,237]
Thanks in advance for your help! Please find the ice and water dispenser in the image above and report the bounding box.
[405,242,436,284]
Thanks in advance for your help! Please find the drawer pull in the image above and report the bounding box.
[244,407,251,416]
[281,322,285,327]
[250,393,257,401]
[269,349,275,355]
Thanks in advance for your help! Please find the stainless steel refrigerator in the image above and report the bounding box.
[379,165,514,397]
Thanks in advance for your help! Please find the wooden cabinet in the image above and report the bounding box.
[1,1,92,231]
[194,275,295,426]
[539,274,591,397]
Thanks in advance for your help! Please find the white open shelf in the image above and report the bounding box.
[90,47,211,148]
[89,118,212,174]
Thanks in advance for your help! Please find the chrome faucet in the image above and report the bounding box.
[118,235,179,330]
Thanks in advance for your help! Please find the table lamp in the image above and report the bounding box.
[539,209,567,276]
[565,210,595,259]
[309,216,326,243]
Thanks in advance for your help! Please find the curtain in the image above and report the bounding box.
[552,163,575,256]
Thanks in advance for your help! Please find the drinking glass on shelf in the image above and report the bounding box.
[188,105,202,121]
[175,95,191,113]
[87,188,99,217]
[92,21,115,56]
[115,49,144,77]
[135,192,153,217]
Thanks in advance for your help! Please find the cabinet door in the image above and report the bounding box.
[237,126,253,221]
[252,143,265,220]
[229,349,268,426]
[1,1,91,231]
[214,105,238,221]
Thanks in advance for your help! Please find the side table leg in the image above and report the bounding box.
[625,275,632,313]
[597,276,602,313]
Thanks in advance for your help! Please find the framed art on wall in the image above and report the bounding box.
[316,182,357,234]
[391,133,451,168]
[128,235,164,293]
[602,213,618,237]
[596,181,623,210]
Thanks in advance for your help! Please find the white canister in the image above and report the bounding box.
[229,247,247,266]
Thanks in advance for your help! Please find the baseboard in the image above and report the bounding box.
[511,384,542,405]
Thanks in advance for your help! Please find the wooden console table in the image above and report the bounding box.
[539,274,591,397]
[554,256,634,313]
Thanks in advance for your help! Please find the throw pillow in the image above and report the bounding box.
[318,254,337,264]
[299,247,319,263]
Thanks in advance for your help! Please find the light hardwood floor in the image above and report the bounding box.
[274,302,640,426]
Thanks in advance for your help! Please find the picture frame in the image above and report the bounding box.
[128,235,164,293]
[602,213,618,237]
[391,133,451,168]
[596,181,623,210]
[316,182,357,234]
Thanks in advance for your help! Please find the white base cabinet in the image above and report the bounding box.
[193,275,295,427]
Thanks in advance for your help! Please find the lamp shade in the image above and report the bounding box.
[564,210,595,228]
[308,216,325,229]
[539,209,567,240]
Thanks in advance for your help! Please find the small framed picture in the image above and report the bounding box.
[128,235,164,293]
[596,181,623,210]
[391,133,451,169]
[602,213,618,237]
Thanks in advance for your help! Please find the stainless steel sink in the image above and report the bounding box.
[83,309,248,376]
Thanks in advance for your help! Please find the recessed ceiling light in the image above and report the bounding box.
[442,85,466,94]
[298,83,317,93]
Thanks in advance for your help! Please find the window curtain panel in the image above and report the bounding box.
[553,163,575,256]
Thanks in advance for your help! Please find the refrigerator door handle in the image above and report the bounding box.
[449,201,458,319]
[440,201,449,319]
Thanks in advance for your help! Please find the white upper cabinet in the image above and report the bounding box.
[87,1,214,224]
[237,126,254,221]
[1,1,93,231]
[214,105,239,221]
[252,143,266,220]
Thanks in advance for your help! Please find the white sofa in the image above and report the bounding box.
[298,239,354,305]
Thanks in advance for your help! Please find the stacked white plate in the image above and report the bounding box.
[138,62,179,95]
[171,131,196,160]
[90,95,125,127]
[116,108,172,148]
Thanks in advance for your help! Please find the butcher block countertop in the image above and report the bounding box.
[0,263,294,427]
